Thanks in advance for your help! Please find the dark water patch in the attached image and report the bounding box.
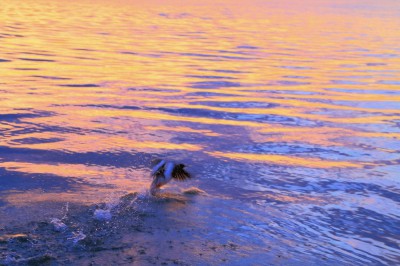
[13,137,64,145]
[0,33,24,38]
[120,51,139,55]
[0,167,78,192]
[185,75,237,80]
[13,68,40,71]
[0,59,11,62]
[372,158,400,167]
[185,91,238,97]
[311,206,400,249]
[237,45,259,49]
[0,146,153,169]
[23,52,55,57]
[340,64,359,68]
[175,52,214,58]
[134,53,163,58]
[282,75,310,79]
[249,175,400,203]
[4,25,24,30]
[267,80,311,86]
[190,81,241,89]
[269,90,317,95]
[334,75,373,79]
[72,56,99,60]
[202,69,249,74]
[277,65,314,70]
[326,88,399,95]
[18,58,56,62]
[7,124,93,140]
[76,104,141,111]
[127,87,179,92]
[231,142,354,158]
[0,111,54,123]
[366,62,387,66]
[365,53,398,58]
[178,52,255,61]
[330,100,400,111]
[214,54,256,60]
[154,107,316,126]
[377,80,400,85]
[60,84,100,88]
[347,136,400,155]
[155,107,231,120]
[73,48,97,52]
[194,101,279,109]
[331,80,368,85]
[176,34,208,39]
[270,52,295,57]
[158,12,192,19]
[317,180,400,202]
[311,109,393,119]
[217,49,256,56]
[32,75,71,80]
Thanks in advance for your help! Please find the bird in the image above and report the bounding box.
[149,159,191,195]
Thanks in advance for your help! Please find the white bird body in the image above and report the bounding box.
[149,159,191,195]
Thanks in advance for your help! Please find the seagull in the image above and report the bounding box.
[149,159,191,195]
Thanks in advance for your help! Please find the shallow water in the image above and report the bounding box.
[1,0,400,265]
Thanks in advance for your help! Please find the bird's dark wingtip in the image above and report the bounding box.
[172,165,192,181]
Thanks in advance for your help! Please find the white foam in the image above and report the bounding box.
[50,218,67,232]
[94,209,112,221]
[69,230,86,245]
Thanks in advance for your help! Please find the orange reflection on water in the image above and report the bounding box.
[0,161,101,179]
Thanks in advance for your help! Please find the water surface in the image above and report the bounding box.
[1,0,400,265]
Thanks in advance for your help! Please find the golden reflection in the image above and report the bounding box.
[0,161,101,178]
[2,190,114,206]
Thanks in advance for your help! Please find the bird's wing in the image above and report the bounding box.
[172,165,191,181]
[164,162,175,181]
[151,159,165,176]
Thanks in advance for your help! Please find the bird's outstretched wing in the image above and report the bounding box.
[172,164,191,181]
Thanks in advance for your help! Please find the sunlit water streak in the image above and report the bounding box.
[0,0,399,264]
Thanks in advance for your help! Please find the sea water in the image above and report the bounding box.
[0,0,399,264]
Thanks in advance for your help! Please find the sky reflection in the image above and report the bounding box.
[0,0,399,264]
